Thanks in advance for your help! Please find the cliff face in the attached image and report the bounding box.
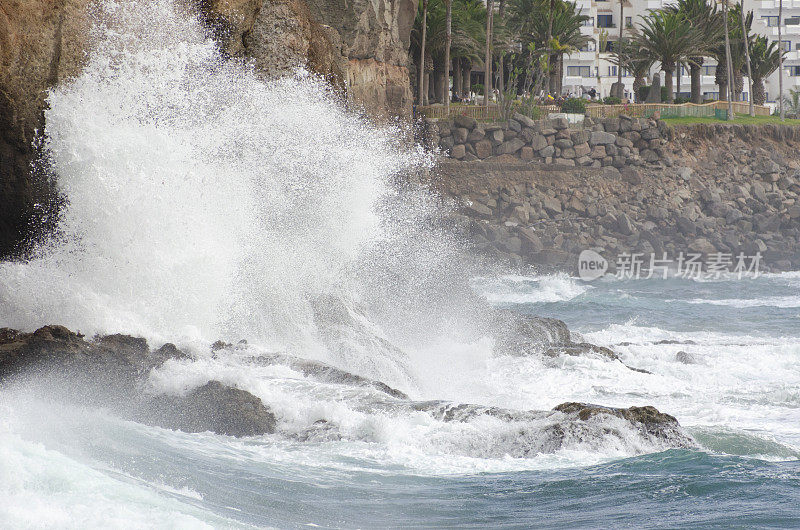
[0,0,417,259]
[303,0,417,117]
[201,0,416,118]
[0,0,90,258]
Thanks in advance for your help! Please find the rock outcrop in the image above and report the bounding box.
[0,0,417,259]
[1,324,694,451]
[414,399,696,455]
[198,0,416,117]
[0,326,275,437]
[0,0,90,259]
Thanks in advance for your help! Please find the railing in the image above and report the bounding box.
[417,101,771,121]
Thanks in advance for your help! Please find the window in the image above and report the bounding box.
[763,16,779,27]
[786,66,800,77]
[786,17,800,26]
[608,65,617,77]
[598,14,614,28]
[625,16,632,28]
[567,66,592,78]
[702,65,716,76]
[583,19,594,27]
[704,92,719,100]
[782,40,792,51]
[603,40,616,53]
[797,42,800,50]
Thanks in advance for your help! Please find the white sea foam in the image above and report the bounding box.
[681,296,800,308]
[471,273,590,304]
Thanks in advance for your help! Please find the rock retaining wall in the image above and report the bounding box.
[427,113,672,168]
[430,123,800,273]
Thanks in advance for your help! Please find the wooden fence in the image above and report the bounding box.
[416,101,771,121]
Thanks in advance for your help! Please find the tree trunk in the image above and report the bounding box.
[444,0,452,111]
[779,0,785,120]
[690,61,702,103]
[664,66,674,103]
[753,78,766,105]
[716,62,728,101]
[616,0,623,98]
[545,0,554,96]
[485,0,494,112]
[741,3,754,115]
[723,0,734,120]
[434,61,445,103]
[676,64,681,99]
[633,76,644,102]
[552,55,564,96]
[548,53,558,95]
[418,0,428,106]
[733,72,743,102]
[497,0,506,97]
[463,60,472,99]
[423,71,430,105]
[453,58,462,98]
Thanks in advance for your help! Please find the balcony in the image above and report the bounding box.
[564,76,597,86]
[758,1,800,9]
[569,51,597,61]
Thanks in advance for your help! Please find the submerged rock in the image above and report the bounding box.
[675,351,698,364]
[246,351,408,399]
[491,310,640,367]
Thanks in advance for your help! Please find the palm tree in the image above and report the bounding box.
[724,2,753,102]
[749,36,782,105]
[411,0,486,104]
[506,0,589,96]
[635,9,703,103]
[451,0,487,99]
[666,0,723,104]
[610,39,654,102]
[784,87,800,117]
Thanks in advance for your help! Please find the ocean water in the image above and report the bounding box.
[3,274,800,528]
[1,1,799,528]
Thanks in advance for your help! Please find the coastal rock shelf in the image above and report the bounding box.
[0,324,694,451]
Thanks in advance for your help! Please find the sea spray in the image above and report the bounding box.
[0,0,490,387]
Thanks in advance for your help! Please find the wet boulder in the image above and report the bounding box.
[144,381,277,437]
[553,402,695,447]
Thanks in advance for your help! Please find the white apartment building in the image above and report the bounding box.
[561,0,800,104]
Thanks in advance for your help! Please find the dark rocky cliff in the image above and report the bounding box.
[0,0,417,259]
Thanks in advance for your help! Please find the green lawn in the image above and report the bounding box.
[661,113,800,126]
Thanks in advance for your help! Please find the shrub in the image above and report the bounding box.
[471,83,484,94]
[603,96,622,105]
[636,85,651,102]
[674,96,691,104]
[561,97,587,114]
